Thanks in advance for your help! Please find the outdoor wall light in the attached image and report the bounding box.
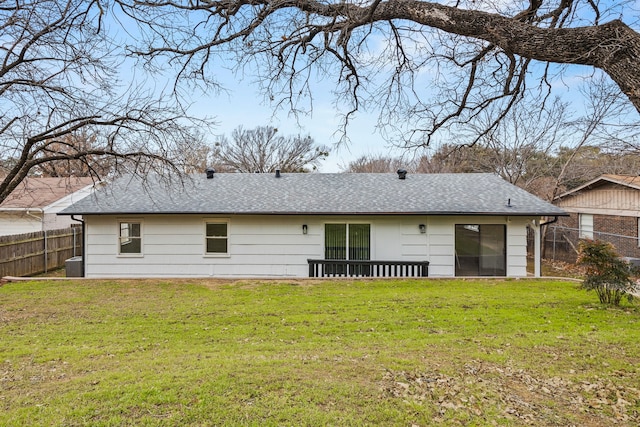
[419,224,426,234]
[302,224,308,234]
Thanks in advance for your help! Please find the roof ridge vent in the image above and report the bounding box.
[397,169,407,180]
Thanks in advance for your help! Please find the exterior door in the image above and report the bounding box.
[325,223,370,275]
[455,224,506,276]
[478,225,506,276]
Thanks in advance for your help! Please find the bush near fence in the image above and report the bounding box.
[0,227,82,277]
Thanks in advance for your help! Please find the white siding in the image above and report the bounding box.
[0,213,81,236]
[425,215,530,278]
[43,212,81,231]
[0,184,93,236]
[0,213,42,236]
[83,214,534,278]
[507,218,529,277]
[400,219,428,258]
[425,217,455,277]
[0,192,90,236]
[85,215,322,278]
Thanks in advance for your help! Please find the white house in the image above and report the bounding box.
[0,177,96,236]
[59,171,566,278]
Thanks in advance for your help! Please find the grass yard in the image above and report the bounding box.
[1,278,639,426]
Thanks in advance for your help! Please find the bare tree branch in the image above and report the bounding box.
[211,125,329,172]
[117,0,640,147]
[0,0,214,204]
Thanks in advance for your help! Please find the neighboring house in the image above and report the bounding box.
[553,174,640,259]
[59,171,566,279]
[0,177,96,236]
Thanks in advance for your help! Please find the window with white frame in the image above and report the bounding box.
[205,220,228,255]
[579,214,594,239]
[119,221,142,254]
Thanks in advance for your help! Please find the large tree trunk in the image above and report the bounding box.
[305,1,640,113]
[393,3,640,113]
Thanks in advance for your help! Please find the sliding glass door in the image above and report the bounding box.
[325,224,347,261]
[455,224,506,276]
[325,223,370,275]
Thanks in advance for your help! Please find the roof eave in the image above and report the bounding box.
[58,210,568,217]
[554,175,640,200]
[0,207,45,212]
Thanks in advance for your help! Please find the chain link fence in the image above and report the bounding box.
[533,225,640,264]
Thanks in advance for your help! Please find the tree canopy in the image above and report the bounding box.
[118,0,640,147]
[211,126,329,173]
[343,142,640,201]
[0,0,212,204]
[3,0,639,204]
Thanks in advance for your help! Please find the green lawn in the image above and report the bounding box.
[1,278,639,426]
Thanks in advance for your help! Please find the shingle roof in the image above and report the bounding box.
[1,177,95,209]
[59,172,566,216]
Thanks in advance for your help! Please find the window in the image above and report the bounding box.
[119,221,142,254]
[455,224,506,276]
[579,214,594,239]
[206,221,228,255]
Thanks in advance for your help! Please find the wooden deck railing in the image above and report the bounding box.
[307,259,429,278]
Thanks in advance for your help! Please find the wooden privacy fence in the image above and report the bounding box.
[0,227,82,277]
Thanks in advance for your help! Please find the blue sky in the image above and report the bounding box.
[190,76,392,173]
[111,2,639,173]
[182,57,414,173]
[109,8,426,173]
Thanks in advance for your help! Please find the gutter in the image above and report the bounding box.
[58,210,570,217]
[0,207,45,227]
[0,207,43,212]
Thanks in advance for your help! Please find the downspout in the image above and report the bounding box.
[71,215,85,277]
[531,219,541,278]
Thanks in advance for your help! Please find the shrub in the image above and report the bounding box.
[576,239,635,306]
